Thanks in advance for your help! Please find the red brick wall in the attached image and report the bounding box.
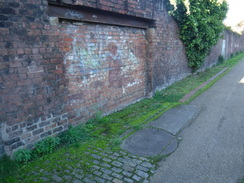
[62,0,154,19]
[0,0,68,154]
[59,23,147,125]
[148,6,191,91]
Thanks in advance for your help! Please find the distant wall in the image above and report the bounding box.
[0,0,244,155]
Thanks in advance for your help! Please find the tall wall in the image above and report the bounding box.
[0,0,244,156]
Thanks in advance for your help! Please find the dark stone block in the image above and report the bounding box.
[39,121,50,128]
[0,15,8,20]
[33,128,44,136]
[27,125,37,131]
[40,131,52,138]
[11,141,24,150]
[0,22,6,27]
[4,137,20,146]
[0,8,15,14]
[53,126,63,133]
[9,3,20,8]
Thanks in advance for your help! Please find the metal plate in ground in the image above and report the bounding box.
[121,128,174,157]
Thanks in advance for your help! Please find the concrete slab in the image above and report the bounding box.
[160,138,178,156]
[148,105,201,135]
[121,128,175,157]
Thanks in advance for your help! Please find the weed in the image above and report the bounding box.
[0,155,18,182]
[59,125,89,146]
[218,55,225,64]
[33,136,60,157]
[14,149,32,164]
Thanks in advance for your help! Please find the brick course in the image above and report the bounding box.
[0,0,244,156]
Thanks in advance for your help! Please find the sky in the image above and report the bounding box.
[224,0,244,27]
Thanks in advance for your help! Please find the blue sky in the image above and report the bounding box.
[224,0,244,27]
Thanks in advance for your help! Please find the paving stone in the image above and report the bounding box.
[83,177,96,183]
[106,151,113,154]
[41,177,50,181]
[101,163,111,168]
[110,155,118,159]
[112,161,123,167]
[100,152,109,156]
[63,175,72,179]
[73,180,83,183]
[103,157,112,162]
[135,170,149,179]
[150,169,156,174]
[111,167,123,173]
[91,165,100,170]
[112,172,123,179]
[64,170,71,174]
[139,157,150,161]
[93,160,100,164]
[128,160,138,167]
[94,176,106,183]
[74,169,84,174]
[141,162,154,168]
[43,171,52,175]
[122,165,135,172]
[74,173,83,179]
[102,173,113,181]
[113,152,120,157]
[119,151,127,156]
[132,175,142,181]
[91,154,102,160]
[133,159,142,164]
[52,175,62,182]
[112,178,123,183]
[76,163,81,167]
[93,171,102,176]
[101,168,112,175]
[118,157,129,164]
[143,180,149,183]
[122,170,132,177]
[124,177,134,183]
[136,165,149,172]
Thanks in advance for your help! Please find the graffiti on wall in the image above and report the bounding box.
[63,26,143,89]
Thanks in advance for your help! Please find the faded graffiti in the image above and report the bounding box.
[64,27,142,89]
[65,9,84,19]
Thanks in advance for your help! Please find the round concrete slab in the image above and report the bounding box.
[121,128,175,157]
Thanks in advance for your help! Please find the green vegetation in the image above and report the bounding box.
[166,0,228,70]
[1,52,244,182]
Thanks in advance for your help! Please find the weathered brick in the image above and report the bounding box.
[32,128,44,136]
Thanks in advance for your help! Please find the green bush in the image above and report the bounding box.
[33,136,60,156]
[165,0,228,70]
[14,149,32,164]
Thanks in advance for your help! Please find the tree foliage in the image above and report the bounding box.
[165,0,228,70]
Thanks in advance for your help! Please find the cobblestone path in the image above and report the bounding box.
[25,145,156,183]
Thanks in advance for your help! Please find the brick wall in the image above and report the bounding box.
[1,0,244,156]
[0,0,68,154]
[148,4,191,92]
[60,0,154,19]
[59,23,147,124]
